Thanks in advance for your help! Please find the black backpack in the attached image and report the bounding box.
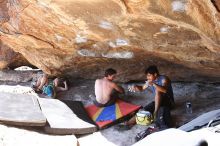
[135,126,159,142]
[135,106,172,142]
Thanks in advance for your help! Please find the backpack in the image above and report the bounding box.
[135,126,159,142]
[135,106,172,142]
[43,83,55,97]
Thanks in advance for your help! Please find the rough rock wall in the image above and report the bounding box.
[0,40,30,69]
[0,0,220,82]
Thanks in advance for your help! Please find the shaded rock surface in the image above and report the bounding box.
[0,70,36,82]
[0,0,219,82]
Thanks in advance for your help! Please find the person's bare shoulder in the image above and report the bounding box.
[95,78,102,83]
[96,78,105,86]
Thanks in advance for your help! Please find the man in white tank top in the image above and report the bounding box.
[94,68,124,107]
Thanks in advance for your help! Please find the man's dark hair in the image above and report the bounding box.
[145,65,159,75]
[105,68,117,77]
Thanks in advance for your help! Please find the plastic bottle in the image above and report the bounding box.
[186,102,192,114]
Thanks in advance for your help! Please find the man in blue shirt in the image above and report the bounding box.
[127,65,175,126]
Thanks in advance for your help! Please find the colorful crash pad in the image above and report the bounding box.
[85,99,141,129]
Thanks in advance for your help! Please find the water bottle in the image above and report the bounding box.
[186,102,192,114]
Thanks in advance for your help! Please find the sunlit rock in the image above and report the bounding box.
[0,0,219,82]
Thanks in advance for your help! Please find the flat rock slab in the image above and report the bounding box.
[0,85,37,95]
[132,128,204,146]
[38,98,97,135]
[78,132,116,146]
[0,124,78,146]
[61,100,98,127]
[179,109,220,131]
[0,92,46,126]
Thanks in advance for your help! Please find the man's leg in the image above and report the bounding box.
[154,91,162,116]
[33,76,46,93]
[125,115,136,126]
[156,106,172,128]
[32,77,42,90]
[35,78,41,88]
[143,102,155,114]
[155,93,173,128]
[35,75,48,92]
[161,94,173,109]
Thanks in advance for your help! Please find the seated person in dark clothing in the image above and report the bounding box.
[94,68,125,107]
[126,65,175,125]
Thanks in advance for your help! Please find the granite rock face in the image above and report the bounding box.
[0,0,220,82]
[0,40,30,69]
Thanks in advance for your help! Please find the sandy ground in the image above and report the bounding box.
[0,79,220,146]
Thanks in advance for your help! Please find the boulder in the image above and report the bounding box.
[0,41,30,69]
[0,70,34,82]
[0,124,78,146]
[0,0,219,82]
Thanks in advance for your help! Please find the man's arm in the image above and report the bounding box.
[56,81,68,92]
[112,83,125,94]
[152,77,170,93]
[132,83,148,92]
[132,85,146,91]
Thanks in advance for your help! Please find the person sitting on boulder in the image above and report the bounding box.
[126,65,175,127]
[54,77,68,92]
[94,68,125,107]
[42,77,68,98]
